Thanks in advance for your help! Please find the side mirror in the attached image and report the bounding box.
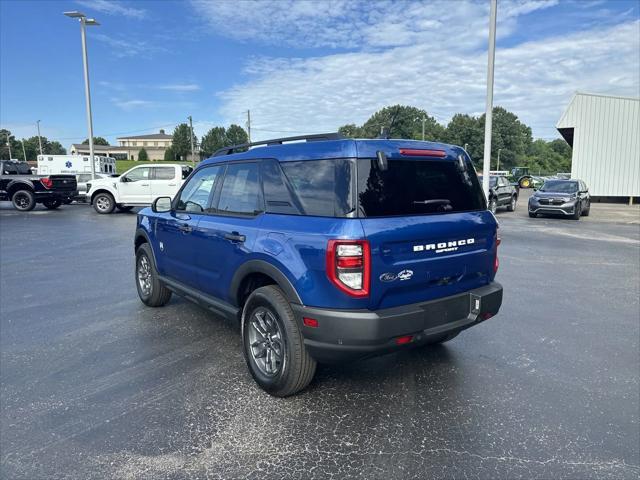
[376,150,388,171]
[120,176,129,182]
[152,196,172,213]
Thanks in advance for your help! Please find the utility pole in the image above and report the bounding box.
[21,139,27,162]
[464,143,469,152]
[36,120,43,155]
[64,11,100,179]
[481,0,497,200]
[188,115,195,164]
[497,148,502,170]
[421,117,426,141]
[6,133,12,159]
[246,110,251,143]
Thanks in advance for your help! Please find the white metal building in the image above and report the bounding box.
[556,92,639,200]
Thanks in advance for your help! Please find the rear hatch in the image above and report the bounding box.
[356,147,497,310]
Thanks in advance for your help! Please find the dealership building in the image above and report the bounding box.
[69,129,173,161]
[556,92,639,202]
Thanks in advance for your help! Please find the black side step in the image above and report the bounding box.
[159,275,239,322]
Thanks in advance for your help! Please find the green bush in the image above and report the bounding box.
[138,148,149,161]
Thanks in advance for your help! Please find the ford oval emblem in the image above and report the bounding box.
[379,272,397,282]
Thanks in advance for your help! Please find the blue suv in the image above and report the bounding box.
[134,134,503,396]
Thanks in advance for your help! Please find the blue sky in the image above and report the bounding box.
[1,0,638,147]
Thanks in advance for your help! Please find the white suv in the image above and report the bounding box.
[88,164,193,214]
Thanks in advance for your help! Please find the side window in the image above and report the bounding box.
[217,163,262,216]
[175,166,222,213]
[182,166,193,179]
[153,167,175,180]
[123,167,150,182]
[261,159,299,215]
[3,164,17,174]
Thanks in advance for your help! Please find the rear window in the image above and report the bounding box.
[280,159,355,217]
[357,157,485,217]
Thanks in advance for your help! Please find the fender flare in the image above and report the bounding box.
[230,260,302,306]
[134,228,159,270]
[6,180,35,196]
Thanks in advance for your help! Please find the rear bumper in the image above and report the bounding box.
[34,190,77,202]
[292,282,503,363]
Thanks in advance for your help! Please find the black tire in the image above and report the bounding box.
[489,198,497,214]
[528,211,537,218]
[93,192,115,214]
[63,199,73,205]
[116,205,134,212]
[135,243,172,307]
[572,202,581,220]
[43,199,62,209]
[11,190,36,211]
[242,285,316,397]
[424,331,460,345]
[582,204,590,216]
[506,195,517,212]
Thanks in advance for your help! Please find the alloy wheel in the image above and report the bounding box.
[96,196,111,212]
[248,308,285,377]
[137,255,152,296]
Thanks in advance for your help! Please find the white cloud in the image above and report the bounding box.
[91,33,166,58]
[216,18,639,140]
[76,0,147,19]
[157,84,201,92]
[112,99,156,110]
[191,0,558,50]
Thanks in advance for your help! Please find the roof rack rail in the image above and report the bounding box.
[213,132,345,157]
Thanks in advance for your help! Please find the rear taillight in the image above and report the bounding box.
[494,232,500,274]
[40,177,53,189]
[326,240,370,297]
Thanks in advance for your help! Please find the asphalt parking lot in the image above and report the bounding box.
[1,192,639,480]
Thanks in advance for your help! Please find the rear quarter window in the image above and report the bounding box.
[280,159,355,217]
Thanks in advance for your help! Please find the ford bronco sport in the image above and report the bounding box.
[134,134,503,396]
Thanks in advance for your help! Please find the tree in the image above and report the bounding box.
[445,114,483,162]
[82,137,109,145]
[200,127,228,158]
[138,148,149,161]
[171,123,197,161]
[339,105,446,141]
[338,124,362,138]
[164,145,176,161]
[226,124,248,146]
[476,107,532,170]
[0,129,20,160]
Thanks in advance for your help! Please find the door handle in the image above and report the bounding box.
[168,183,176,186]
[224,232,246,243]
[141,183,149,186]
[179,223,193,234]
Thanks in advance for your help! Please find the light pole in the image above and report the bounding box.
[481,0,497,200]
[21,139,28,162]
[496,148,502,171]
[5,133,12,159]
[64,11,100,179]
[188,116,195,165]
[246,110,251,143]
[415,116,427,141]
[36,120,43,155]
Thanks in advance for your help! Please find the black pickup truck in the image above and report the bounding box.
[0,160,77,211]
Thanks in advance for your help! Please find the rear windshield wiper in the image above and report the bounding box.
[412,199,451,206]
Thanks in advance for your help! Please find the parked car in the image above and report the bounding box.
[87,164,193,214]
[0,160,77,211]
[133,134,503,396]
[528,179,590,220]
[479,175,518,213]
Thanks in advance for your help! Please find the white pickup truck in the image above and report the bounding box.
[87,164,193,214]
